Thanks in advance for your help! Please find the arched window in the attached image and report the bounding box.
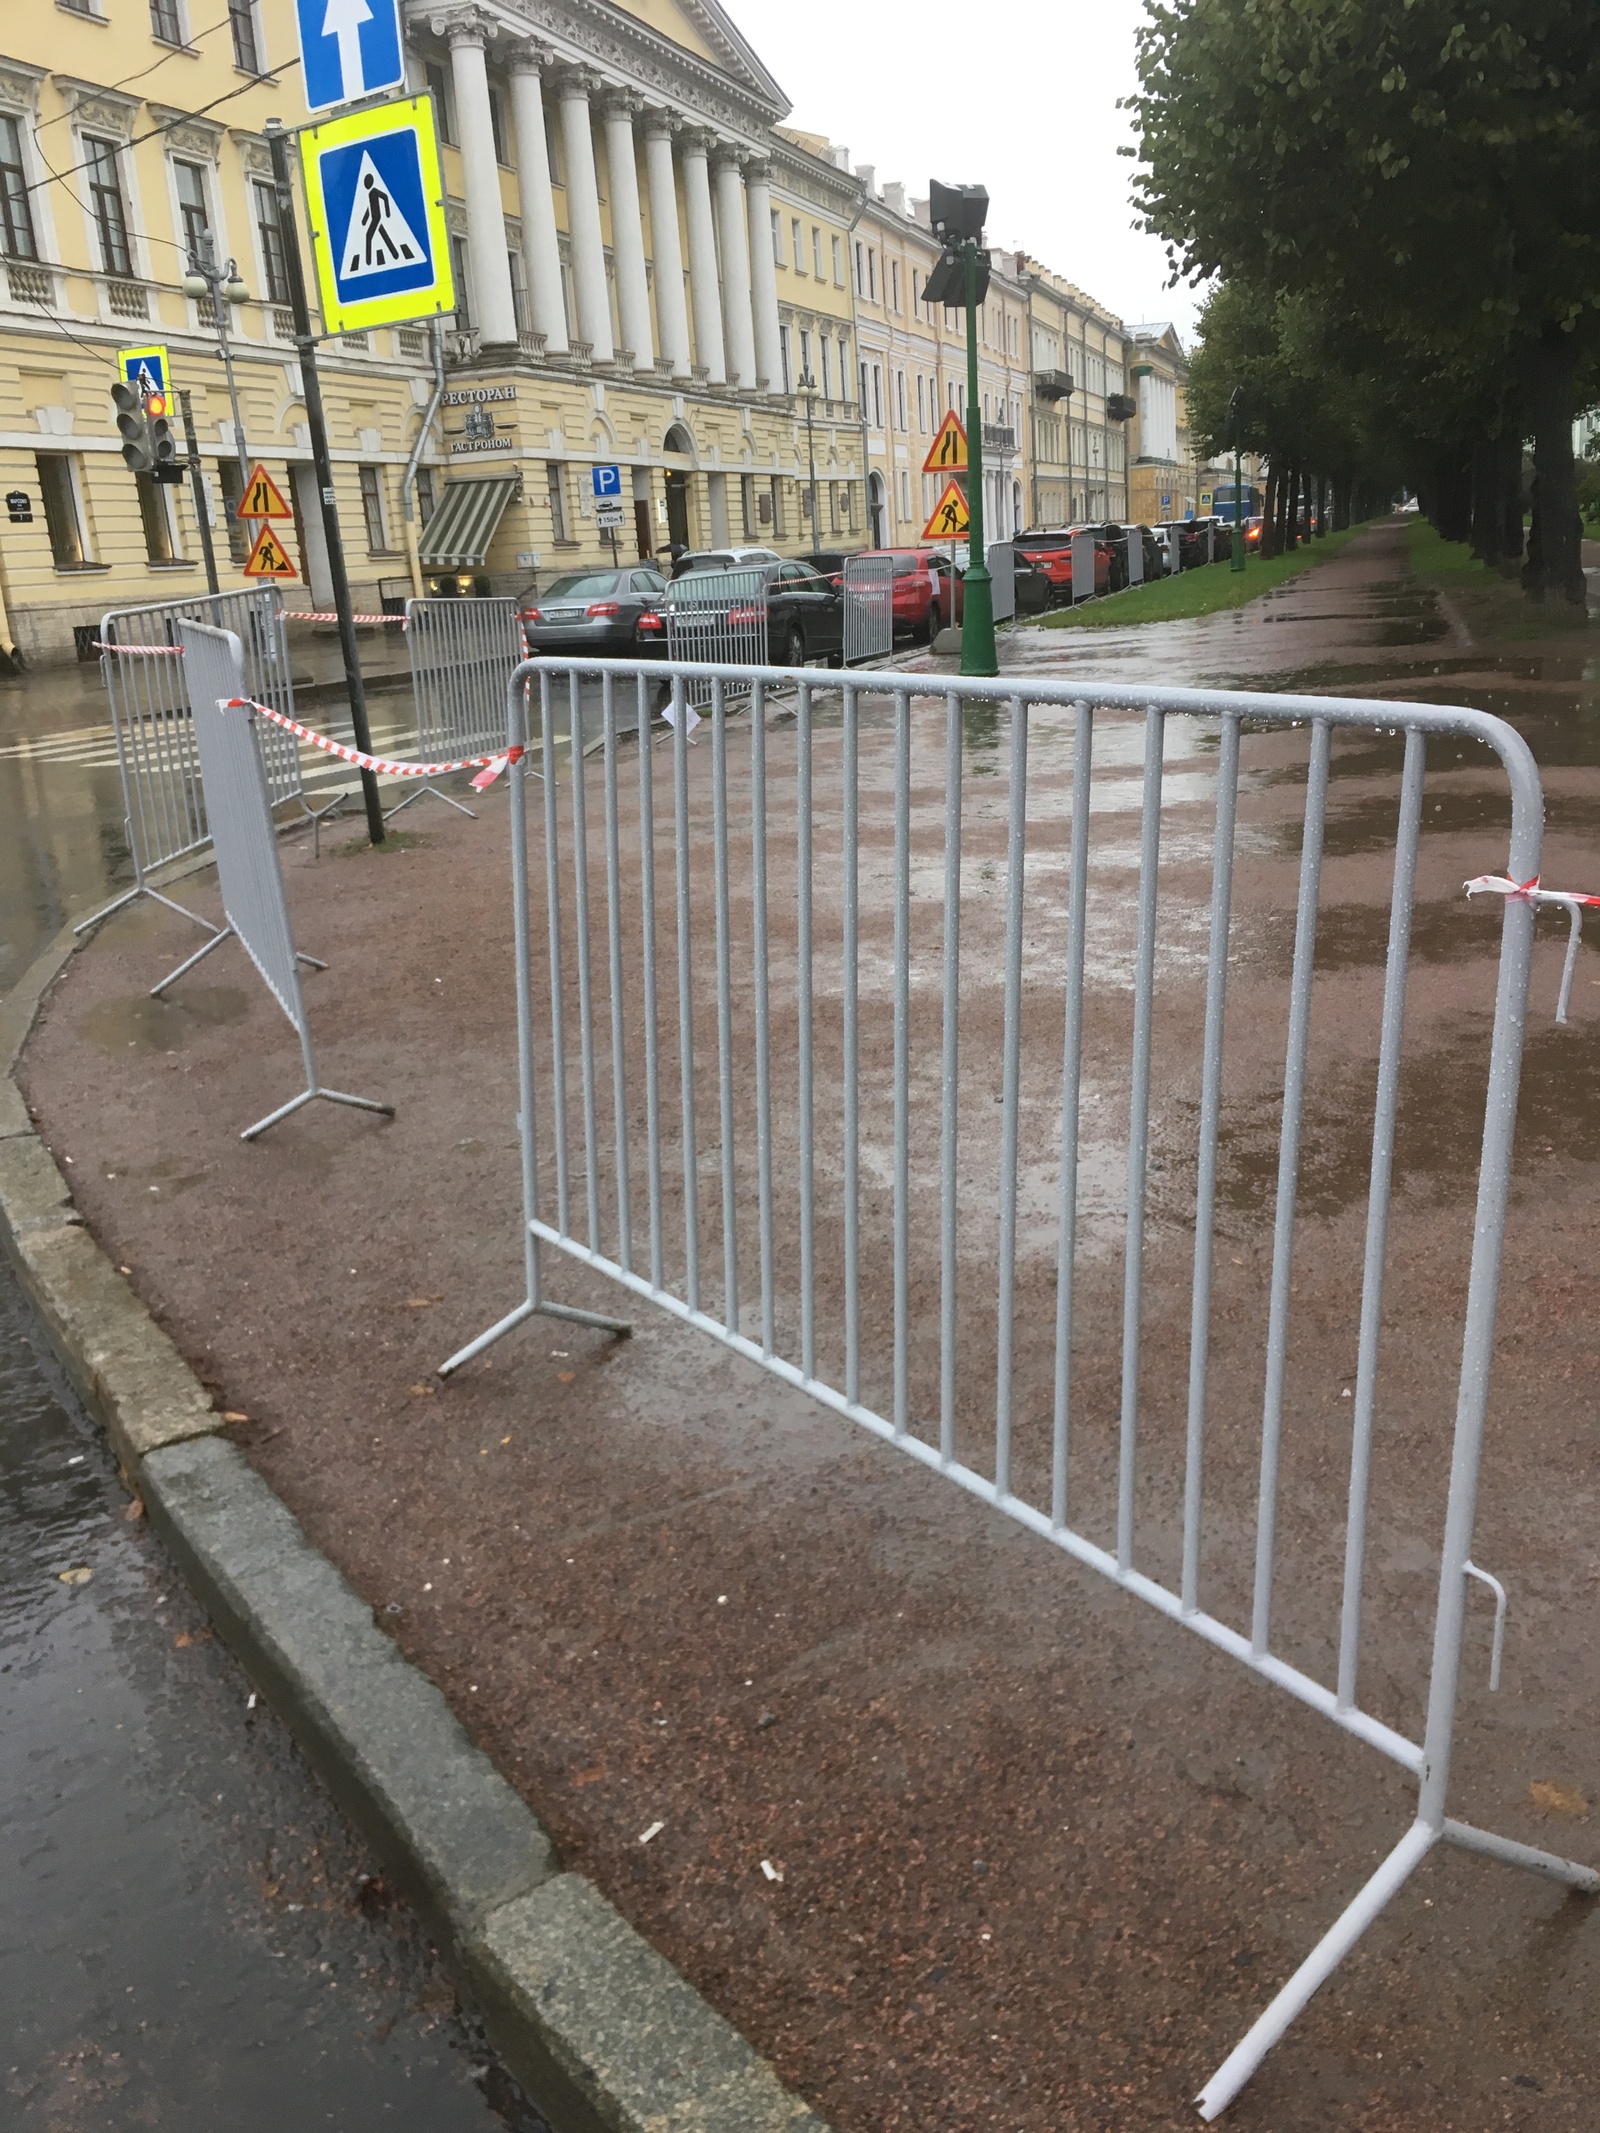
[663,421,693,457]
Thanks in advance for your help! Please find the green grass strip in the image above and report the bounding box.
[1031,521,1371,630]
[1405,517,1507,585]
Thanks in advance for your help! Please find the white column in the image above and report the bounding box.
[446,18,518,348]
[711,149,756,390]
[743,158,781,394]
[506,48,567,353]
[678,129,724,385]
[642,113,691,380]
[555,68,613,362]
[600,93,653,369]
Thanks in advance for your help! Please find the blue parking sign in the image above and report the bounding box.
[298,0,405,116]
[591,464,622,499]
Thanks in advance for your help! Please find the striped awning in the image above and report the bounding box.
[417,474,519,569]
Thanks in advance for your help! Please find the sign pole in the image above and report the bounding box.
[265,116,384,847]
[176,387,220,598]
[959,241,997,678]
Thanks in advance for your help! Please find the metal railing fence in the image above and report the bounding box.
[81,586,323,938]
[175,619,393,1141]
[396,594,526,818]
[663,567,768,697]
[442,654,1596,2118]
[842,551,894,663]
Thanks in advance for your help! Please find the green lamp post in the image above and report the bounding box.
[1226,385,1247,574]
[923,181,997,678]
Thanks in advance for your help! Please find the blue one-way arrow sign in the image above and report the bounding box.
[297,0,405,116]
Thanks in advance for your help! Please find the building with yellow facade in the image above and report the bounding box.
[0,0,868,662]
[1015,257,1128,527]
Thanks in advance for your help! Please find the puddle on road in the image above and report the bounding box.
[77,986,249,1055]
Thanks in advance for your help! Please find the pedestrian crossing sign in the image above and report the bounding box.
[118,344,170,399]
[242,522,299,580]
[921,479,970,541]
[299,94,453,336]
[237,463,293,521]
[922,411,968,474]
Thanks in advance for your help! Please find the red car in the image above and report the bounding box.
[1013,528,1113,602]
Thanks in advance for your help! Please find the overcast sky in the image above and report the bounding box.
[717,0,1202,344]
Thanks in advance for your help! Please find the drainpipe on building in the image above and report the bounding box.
[401,319,447,600]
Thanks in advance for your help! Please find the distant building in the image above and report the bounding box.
[1013,259,1128,526]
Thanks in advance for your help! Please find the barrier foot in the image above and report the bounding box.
[152,924,234,997]
[147,888,223,932]
[436,1291,632,1380]
[240,1084,394,1143]
[384,780,478,823]
[1194,1820,1437,2120]
[296,951,329,972]
[73,884,141,937]
[1441,1817,1600,1892]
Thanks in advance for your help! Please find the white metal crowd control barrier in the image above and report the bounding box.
[176,619,394,1141]
[663,566,768,694]
[393,594,526,820]
[80,587,333,938]
[441,655,1596,2118]
[842,551,894,663]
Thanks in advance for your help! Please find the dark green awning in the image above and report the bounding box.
[417,474,518,569]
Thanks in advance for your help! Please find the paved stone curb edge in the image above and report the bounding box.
[1,919,826,2133]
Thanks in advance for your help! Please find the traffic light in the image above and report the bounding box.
[148,402,181,484]
[923,244,991,308]
[111,378,153,473]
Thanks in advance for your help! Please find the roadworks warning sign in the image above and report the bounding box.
[242,522,299,580]
[921,480,970,541]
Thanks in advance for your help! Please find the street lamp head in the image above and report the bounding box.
[223,274,250,305]
[182,270,209,299]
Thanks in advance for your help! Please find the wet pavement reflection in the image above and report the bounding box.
[0,1257,542,2131]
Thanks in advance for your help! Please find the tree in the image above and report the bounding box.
[1130,0,1600,611]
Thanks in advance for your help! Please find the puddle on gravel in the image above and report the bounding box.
[77,986,250,1054]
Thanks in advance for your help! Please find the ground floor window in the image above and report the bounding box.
[740,472,755,539]
[216,460,251,563]
[769,475,785,538]
[35,453,87,567]
[136,471,180,563]
[358,465,389,552]
[415,466,436,525]
[547,461,570,544]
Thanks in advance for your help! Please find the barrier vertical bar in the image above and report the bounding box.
[843,679,861,1404]
[750,682,775,1357]
[569,672,602,1252]
[601,672,633,1275]
[637,673,664,1291]
[1118,707,1166,1572]
[994,694,1028,1497]
[939,685,963,1467]
[1181,711,1241,1611]
[1336,726,1424,1705]
[1251,716,1331,1655]
[797,680,816,1381]
[710,677,739,1331]
[672,673,701,1311]
[540,673,572,1238]
[892,686,911,1437]
[1052,703,1093,1529]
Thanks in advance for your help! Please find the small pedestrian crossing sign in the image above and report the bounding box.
[921,480,970,541]
[242,522,299,580]
[117,344,170,399]
[237,463,293,520]
[299,95,453,336]
[922,411,968,475]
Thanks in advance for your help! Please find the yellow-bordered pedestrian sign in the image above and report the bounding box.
[238,462,293,520]
[118,344,170,398]
[299,94,453,337]
[921,480,970,542]
[242,522,299,580]
[922,410,968,474]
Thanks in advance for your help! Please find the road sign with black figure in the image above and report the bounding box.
[299,96,453,337]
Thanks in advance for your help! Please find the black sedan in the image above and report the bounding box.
[520,567,669,656]
[666,557,845,668]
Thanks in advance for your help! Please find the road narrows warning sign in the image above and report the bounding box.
[238,464,293,520]
[921,480,970,541]
[243,523,299,580]
[923,411,968,475]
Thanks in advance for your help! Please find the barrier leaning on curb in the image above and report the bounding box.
[0,918,827,2133]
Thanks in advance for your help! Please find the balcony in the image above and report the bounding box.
[106,279,149,321]
[982,423,1017,453]
[1033,368,1074,402]
[5,260,54,305]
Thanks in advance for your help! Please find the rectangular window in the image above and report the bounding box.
[547,461,569,543]
[228,0,260,73]
[489,85,509,166]
[136,471,177,563]
[358,465,388,551]
[812,226,823,279]
[832,234,842,285]
[911,268,920,317]
[769,474,785,538]
[778,321,791,393]
[83,137,132,277]
[426,62,456,147]
[174,160,209,260]
[916,373,925,432]
[252,179,290,304]
[819,337,831,401]
[899,470,910,519]
[216,459,251,563]
[867,248,877,301]
[897,370,908,428]
[150,0,184,44]
[36,453,86,566]
[0,116,39,261]
[771,209,781,264]
[799,327,812,385]
[859,358,868,410]
[872,364,882,428]
[854,240,864,296]
[890,259,900,311]
[416,466,436,524]
[791,216,803,271]
[740,472,754,538]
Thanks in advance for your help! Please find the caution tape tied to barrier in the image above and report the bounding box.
[1464,872,1600,911]
[223,696,522,791]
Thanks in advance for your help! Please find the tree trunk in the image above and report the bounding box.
[1315,474,1328,537]
[1470,434,1499,566]
[1262,463,1282,558]
[1498,433,1525,577]
[1334,474,1351,530]
[1281,463,1299,550]
[1522,329,1585,611]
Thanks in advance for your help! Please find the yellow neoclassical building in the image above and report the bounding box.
[0,0,867,662]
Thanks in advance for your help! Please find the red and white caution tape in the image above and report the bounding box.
[1465,873,1599,1023]
[94,641,183,655]
[286,610,408,625]
[222,696,522,791]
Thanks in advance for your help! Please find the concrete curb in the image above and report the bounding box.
[1,915,827,2133]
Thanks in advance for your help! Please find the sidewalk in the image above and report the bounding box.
[17,532,1600,2131]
